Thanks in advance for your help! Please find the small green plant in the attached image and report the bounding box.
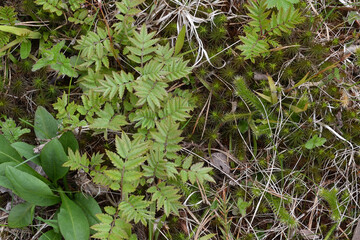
[319,187,345,222]
[0,107,100,240]
[236,0,303,62]
[0,117,30,143]
[32,40,78,77]
[305,134,326,150]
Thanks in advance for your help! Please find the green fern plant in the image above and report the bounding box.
[237,0,303,62]
[46,1,214,238]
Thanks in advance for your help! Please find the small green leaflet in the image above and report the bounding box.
[20,40,31,59]
[305,134,326,149]
[174,25,186,55]
[265,0,299,10]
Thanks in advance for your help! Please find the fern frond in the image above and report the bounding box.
[237,31,270,62]
[89,103,127,139]
[74,28,111,71]
[0,117,30,143]
[35,0,66,16]
[114,133,149,169]
[132,108,157,129]
[64,149,90,171]
[68,0,85,11]
[164,58,192,81]
[78,91,106,122]
[0,31,10,48]
[135,79,168,110]
[90,167,114,188]
[147,182,182,216]
[92,208,132,240]
[126,24,159,65]
[99,71,134,100]
[187,162,215,184]
[268,7,304,36]
[78,68,105,90]
[98,133,149,193]
[159,97,192,122]
[246,0,270,34]
[0,6,17,25]
[265,0,299,10]
[143,148,168,181]
[151,118,183,159]
[118,195,153,225]
[154,43,174,63]
[137,60,165,81]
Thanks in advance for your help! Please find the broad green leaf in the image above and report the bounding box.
[38,230,62,240]
[20,40,31,59]
[0,162,41,181]
[58,131,79,154]
[174,25,186,55]
[0,137,46,181]
[40,139,69,182]
[5,166,60,206]
[34,106,58,140]
[0,25,41,39]
[74,193,101,234]
[8,202,35,228]
[11,142,41,165]
[58,191,90,240]
[0,175,14,191]
[0,135,23,164]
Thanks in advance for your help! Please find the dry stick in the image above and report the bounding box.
[201,91,212,139]
[192,91,211,135]
[308,190,319,230]
[196,179,210,205]
[194,209,216,240]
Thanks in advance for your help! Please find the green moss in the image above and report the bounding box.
[19,59,33,72]
[295,59,312,74]
[221,65,236,81]
[32,77,46,89]
[163,22,178,36]
[198,25,208,38]
[209,26,227,43]
[0,95,13,115]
